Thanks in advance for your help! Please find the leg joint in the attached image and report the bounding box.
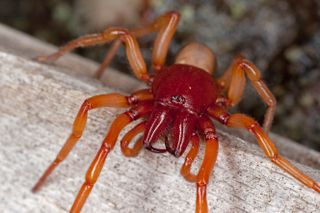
[238,60,261,80]
[125,110,138,121]
[85,177,96,186]
[102,28,133,42]
[248,121,260,131]
[127,95,137,105]
[197,181,207,187]
[166,11,181,20]
[72,131,82,139]
[267,96,277,107]
[103,27,130,36]
[82,99,93,110]
[102,143,112,152]
[204,129,217,140]
[269,154,279,163]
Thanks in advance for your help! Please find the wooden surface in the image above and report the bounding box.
[0,24,319,213]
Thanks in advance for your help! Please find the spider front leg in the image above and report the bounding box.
[94,39,122,78]
[208,106,320,193]
[35,28,151,82]
[32,89,152,192]
[217,55,276,133]
[132,11,180,72]
[70,103,152,212]
[196,116,219,213]
[96,11,181,76]
[36,11,180,79]
[180,117,219,213]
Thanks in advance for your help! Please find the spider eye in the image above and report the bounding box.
[171,95,186,104]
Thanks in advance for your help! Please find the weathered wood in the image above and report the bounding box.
[0,25,319,213]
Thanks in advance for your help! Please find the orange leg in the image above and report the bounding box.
[132,11,180,72]
[35,28,150,82]
[120,121,145,157]
[70,103,152,212]
[70,113,131,212]
[95,11,181,76]
[196,116,219,213]
[32,90,153,192]
[180,117,219,213]
[127,88,153,104]
[217,55,276,133]
[208,106,320,193]
[94,39,122,79]
[36,12,180,79]
[180,134,200,182]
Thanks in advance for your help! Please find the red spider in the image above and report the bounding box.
[32,11,320,213]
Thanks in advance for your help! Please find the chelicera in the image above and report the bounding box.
[32,11,320,213]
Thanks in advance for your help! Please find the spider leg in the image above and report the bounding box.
[195,116,219,213]
[35,28,151,82]
[208,106,320,193]
[180,117,219,213]
[36,12,179,80]
[97,11,181,77]
[217,55,276,133]
[32,89,153,192]
[94,39,122,79]
[70,103,152,212]
[120,121,146,157]
[70,103,152,213]
[131,11,180,72]
[180,134,200,182]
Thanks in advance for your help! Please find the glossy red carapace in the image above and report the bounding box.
[144,64,219,157]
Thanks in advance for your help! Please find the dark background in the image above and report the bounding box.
[1,0,319,151]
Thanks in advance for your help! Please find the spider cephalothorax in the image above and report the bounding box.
[144,63,219,157]
[32,11,320,213]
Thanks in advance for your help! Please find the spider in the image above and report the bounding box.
[32,11,320,213]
